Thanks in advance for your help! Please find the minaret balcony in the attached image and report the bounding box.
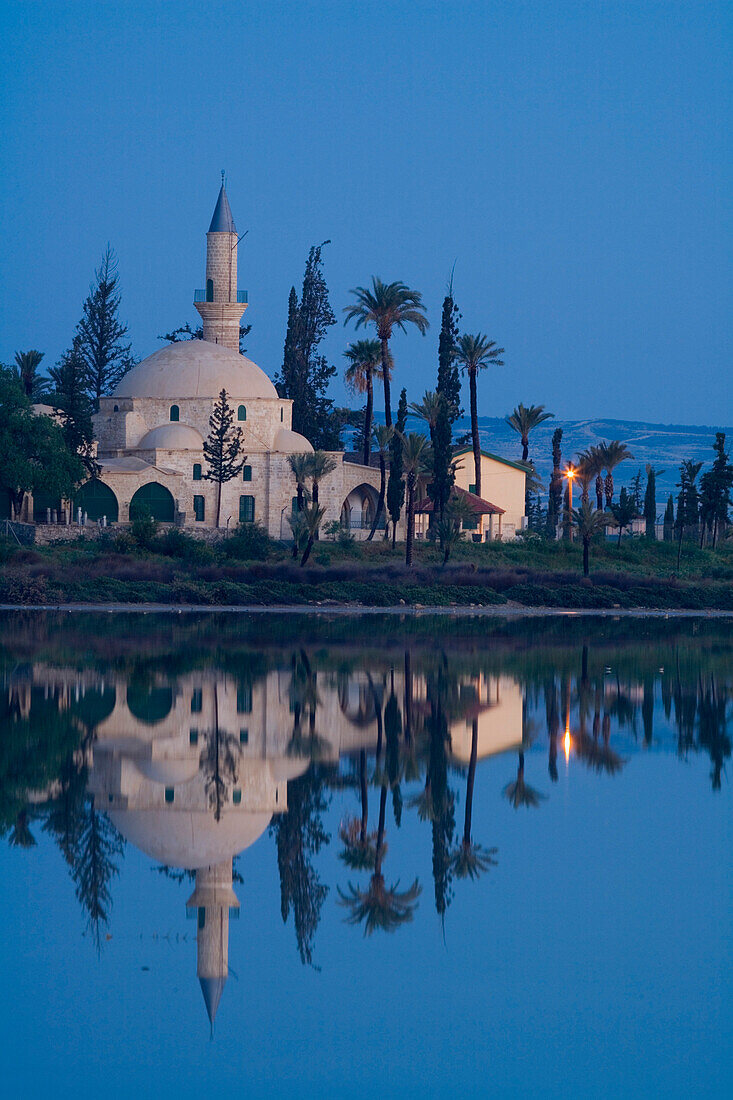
[194,289,247,304]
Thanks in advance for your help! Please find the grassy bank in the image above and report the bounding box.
[1,527,732,610]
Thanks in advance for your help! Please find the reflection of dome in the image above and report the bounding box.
[137,424,204,450]
[273,427,313,454]
[269,757,309,782]
[111,341,278,400]
[135,758,200,785]
[108,809,272,869]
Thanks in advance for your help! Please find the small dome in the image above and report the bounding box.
[137,423,203,450]
[274,427,314,454]
[108,809,273,869]
[111,341,278,401]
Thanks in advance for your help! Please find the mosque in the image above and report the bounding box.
[74,181,382,535]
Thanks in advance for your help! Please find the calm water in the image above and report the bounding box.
[1,612,731,1098]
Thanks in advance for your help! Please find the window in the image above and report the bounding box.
[206,278,213,302]
[165,787,174,804]
[193,463,202,481]
[237,405,247,421]
[239,495,254,523]
[242,465,252,482]
[170,405,180,422]
[469,484,476,495]
[191,688,202,713]
[198,907,206,929]
[193,495,205,522]
[239,728,249,744]
[280,407,284,422]
[189,728,198,745]
[237,685,252,714]
[113,404,119,412]
[232,788,242,805]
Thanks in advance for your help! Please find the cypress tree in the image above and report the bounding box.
[274,244,339,449]
[75,246,134,408]
[643,465,657,538]
[203,388,246,528]
[699,432,733,548]
[546,428,563,538]
[431,290,462,521]
[663,494,674,539]
[387,388,408,546]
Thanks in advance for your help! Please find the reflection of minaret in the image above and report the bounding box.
[186,861,239,1034]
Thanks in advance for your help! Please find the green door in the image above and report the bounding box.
[130,482,175,523]
[75,479,119,522]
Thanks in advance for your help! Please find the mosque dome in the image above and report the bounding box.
[108,809,273,869]
[273,427,314,453]
[137,423,204,450]
[111,341,278,401]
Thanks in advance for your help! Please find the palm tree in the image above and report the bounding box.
[344,278,429,427]
[452,720,498,881]
[297,503,326,565]
[400,432,432,566]
[598,440,634,507]
[344,339,383,465]
[579,445,606,510]
[573,501,613,575]
[13,349,46,401]
[503,751,545,809]
[409,390,443,437]
[287,453,312,557]
[306,450,338,505]
[368,424,393,541]
[505,403,554,462]
[454,333,505,497]
[338,785,421,935]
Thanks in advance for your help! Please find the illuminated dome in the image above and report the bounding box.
[137,423,204,450]
[273,427,314,454]
[111,341,278,401]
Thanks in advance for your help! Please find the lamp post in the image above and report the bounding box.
[563,465,576,541]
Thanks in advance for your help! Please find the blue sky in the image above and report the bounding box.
[1,0,730,424]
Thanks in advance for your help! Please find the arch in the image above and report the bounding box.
[206,278,214,302]
[130,482,175,523]
[169,404,179,422]
[75,479,119,522]
[33,490,62,523]
[341,483,380,531]
[126,681,173,725]
[237,405,247,421]
[72,687,116,730]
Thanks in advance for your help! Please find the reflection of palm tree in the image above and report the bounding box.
[452,721,497,881]
[9,808,37,847]
[503,752,545,809]
[339,750,377,870]
[339,785,421,935]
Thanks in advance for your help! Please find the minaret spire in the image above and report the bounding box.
[194,178,247,351]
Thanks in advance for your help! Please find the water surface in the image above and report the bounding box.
[1,612,730,1098]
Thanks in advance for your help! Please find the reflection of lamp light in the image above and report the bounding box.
[564,719,571,763]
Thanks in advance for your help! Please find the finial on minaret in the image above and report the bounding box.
[221,169,225,186]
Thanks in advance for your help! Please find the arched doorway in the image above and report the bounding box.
[75,479,119,522]
[130,482,175,523]
[341,484,381,532]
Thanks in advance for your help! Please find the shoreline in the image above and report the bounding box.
[2,602,733,618]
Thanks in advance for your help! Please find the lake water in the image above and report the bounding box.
[1,612,731,1098]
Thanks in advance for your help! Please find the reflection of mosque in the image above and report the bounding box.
[10,664,523,1028]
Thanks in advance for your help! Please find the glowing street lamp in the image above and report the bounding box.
[563,464,577,541]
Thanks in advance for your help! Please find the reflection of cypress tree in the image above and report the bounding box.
[384,687,402,827]
[73,798,124,951]
[270,767,330,966]
[642,676,654,747]
[544,679,559,782]
[697,676,731,791]
[426,697,455,918]
[202,687,239,821]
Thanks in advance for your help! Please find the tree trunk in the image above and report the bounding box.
[522,438,529,462]
[380,337,392,428]
[363,371,373,466]
[300,535,314,565]
[677,522,684,570]
[583,537,590,576]
[617,525,623,548]
[463,719,478,848]
[359,749,368,844]
[469,368,481,498]
[405,477,415,566]
[367,454,386,541]
[404,650,412,746]
[312,480,319,540]
[216,479,222,528]
[374,785,388,877]
[595,475,603,511]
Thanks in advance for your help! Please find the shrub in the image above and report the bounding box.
[157,527,213,563]
[222,522,273,562]
[130,505,158,549]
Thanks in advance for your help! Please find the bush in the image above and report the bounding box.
[130,505,158,550]
[157,527,213,563]
[222,521,273,561]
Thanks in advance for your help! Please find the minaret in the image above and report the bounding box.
[186,860,240,1034]
[194,174,247,352]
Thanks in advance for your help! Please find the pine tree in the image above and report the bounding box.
[48,338,97,473]
[75,246,134,408]
[387,388,408,546]
[203,388,246,527]
[274,244,339,449]
[158,319,251,354]
[699,432,733,548]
